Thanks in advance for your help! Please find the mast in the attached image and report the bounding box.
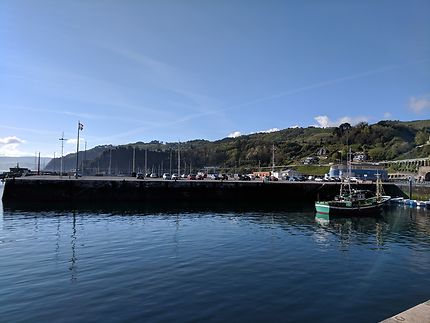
[108,149,112,175]
[37,152,40,175]
[145,149,148,176]
[75,121,83,178]
[271,143,275,173]
[132,146,136,174]
[177,142,180,176]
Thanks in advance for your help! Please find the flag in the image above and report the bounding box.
[79,122,84,131]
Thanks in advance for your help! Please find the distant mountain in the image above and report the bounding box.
[44,119,430,175]
[44,145,112,173]
[0,156,52,172]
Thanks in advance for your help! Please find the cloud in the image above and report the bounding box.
[383,112,392,118]
[227,128,280,138]
[66,138,86,145]
[314,115,369,128]
[259,128,280,133]
[409,95,430,113]
[0,136,28,157]
[0,136,25,145]
[228,131,242,138]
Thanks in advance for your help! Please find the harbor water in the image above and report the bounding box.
[1,194,429,322]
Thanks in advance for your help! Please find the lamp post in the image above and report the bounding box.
[59,132,67,178]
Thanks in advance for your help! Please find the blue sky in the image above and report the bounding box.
[1,0,429,157]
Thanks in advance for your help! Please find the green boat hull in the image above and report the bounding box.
[315,197,390,218]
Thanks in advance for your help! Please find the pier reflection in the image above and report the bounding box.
[70,212,78,282]
[2,200,430,252]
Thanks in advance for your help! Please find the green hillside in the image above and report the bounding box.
[45,119,430,174]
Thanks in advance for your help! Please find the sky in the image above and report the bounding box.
[1,0,429,157]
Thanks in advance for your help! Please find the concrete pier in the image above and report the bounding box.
[381,299,430,323]
[2,176,406,206]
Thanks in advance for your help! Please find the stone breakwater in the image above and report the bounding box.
[1,177,406,205]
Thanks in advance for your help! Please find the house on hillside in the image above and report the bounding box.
[303,156,319,165]
[353,152,367,162]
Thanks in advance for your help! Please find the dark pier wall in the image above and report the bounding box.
[2,178,406,206]
[395,183,430,200]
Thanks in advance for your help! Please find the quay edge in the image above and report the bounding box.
[380,299,430,323]
[1,177,406,206]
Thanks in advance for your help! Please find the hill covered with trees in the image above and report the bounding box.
[45,119,430,175]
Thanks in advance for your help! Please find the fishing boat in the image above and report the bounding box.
[316,148,390,218]
[315,175,391,216]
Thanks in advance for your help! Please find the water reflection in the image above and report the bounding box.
[313,207,430,250]
[1,200,429,323]
[3,201,430,251]
[69,212,77,282]
[0,183,3,231]
[0,197,3,232]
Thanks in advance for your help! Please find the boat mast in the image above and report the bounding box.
[375,172,384,202]
[340,133,352,196]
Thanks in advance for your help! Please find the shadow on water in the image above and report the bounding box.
[2,198,316,215]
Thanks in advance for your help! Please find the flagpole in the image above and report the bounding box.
[75,121,82,179]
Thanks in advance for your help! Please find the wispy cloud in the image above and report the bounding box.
[106,47,175,81]
[218,60,430,114]
[409,95,430,113]
[2,104,158,127]
[130,59,430,131]
[3,59,171,120]
[0,125,58,136]
[103,45,223,116]
[314,115,368,128]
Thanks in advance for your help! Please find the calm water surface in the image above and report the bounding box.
[1,196,429,322]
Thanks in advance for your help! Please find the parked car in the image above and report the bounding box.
[150,173,158,178]
[196,174,204,180]
[270,176,278,181]
[210,174,219,180]
[188,174,196,180]
[239,174,251,181]
[162,173,171,180]
[171,174,179,180]
[136,173,144,179]
[220,174,228,180]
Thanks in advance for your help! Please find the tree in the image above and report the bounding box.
[415,130,429,146]
[333,122,352,137]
